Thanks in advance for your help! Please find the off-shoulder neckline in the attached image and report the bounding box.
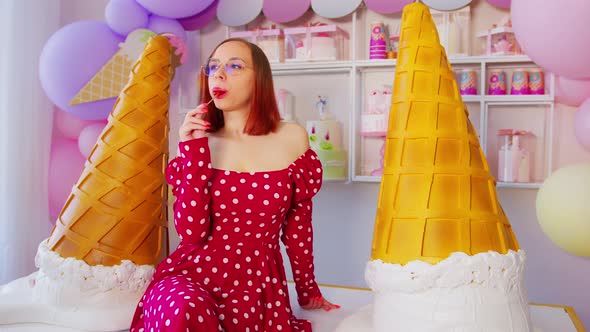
[211,148,316,175]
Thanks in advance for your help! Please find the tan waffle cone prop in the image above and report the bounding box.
[47,34,172,266]
[370,2,519,266]
[69,29,160,106]
[69,50,133,105]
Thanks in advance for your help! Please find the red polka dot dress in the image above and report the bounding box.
[130,137,323,332]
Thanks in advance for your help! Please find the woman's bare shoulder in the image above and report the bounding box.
[275,122,310,155]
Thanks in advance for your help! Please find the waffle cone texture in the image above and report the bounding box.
[370,3,520,265]
[47,35,173,266]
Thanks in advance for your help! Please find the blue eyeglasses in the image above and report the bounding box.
[203,57,252,76]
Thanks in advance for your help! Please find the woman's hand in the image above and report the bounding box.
[179,103,210,142]
[301,296,340,312]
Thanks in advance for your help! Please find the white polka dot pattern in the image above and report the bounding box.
[131,137,323,331]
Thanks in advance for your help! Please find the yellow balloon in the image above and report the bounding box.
[536,163,590,257]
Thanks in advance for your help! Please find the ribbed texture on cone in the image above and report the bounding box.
[370,3,519,265]
[47,35,172,266]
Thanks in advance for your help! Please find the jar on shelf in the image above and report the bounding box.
[511,68,530,95]
[528,69,545,95]
[369,22,387,60]
[488,69,507,95]
[459,69,477,95]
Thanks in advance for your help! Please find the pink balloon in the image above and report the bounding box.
[178,0,219,31]
[263,0,310,23]
[53,105,93,139]
[555,76,590,107]
[575,98,590,151]
[48,138,86,217]
[78,123,106,157]
[512,0,590,79]
[487,0,510,8]
[364,0,412,14]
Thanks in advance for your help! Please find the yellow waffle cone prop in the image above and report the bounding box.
[370,3,519,266]
[47,34,172,266]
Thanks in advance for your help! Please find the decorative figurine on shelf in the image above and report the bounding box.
[317,95,331,120]
[310,96,333,149]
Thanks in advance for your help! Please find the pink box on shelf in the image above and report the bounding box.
[283,23,347,62]
[230,26,285,63]
[497,129,536,183]
[477,26,524,56]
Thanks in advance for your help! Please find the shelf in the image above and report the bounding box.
[496,182,542,189]
[269,56,538,74]
[457,95,553,104]
[255,9,554,190]
[484,95,553,103]
[352,175,381,183]
[323,177,349,183]
[352,176,542,189]
[354,55,534,69]
[271,61,352,73]
[461,95,482,103]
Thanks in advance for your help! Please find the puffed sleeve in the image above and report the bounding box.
[280,149,323,306]
[165,137,212,245]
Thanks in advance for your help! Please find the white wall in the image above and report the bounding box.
[56,0,590,328]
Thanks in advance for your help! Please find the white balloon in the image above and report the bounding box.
[217,0,263,26]
[311,0,362,18]
[421,0,472,11]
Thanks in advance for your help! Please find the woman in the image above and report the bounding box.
[130,38,338,332]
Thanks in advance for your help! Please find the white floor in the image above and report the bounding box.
[0,284,583,332]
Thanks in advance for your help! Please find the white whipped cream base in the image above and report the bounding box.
[360,250,532,332]
[0,239,155,331]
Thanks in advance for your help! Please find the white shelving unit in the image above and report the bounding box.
[227,7,556,189]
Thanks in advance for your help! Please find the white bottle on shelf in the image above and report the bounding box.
[498,132,513,182]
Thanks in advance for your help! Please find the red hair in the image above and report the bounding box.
[199,38,281,135]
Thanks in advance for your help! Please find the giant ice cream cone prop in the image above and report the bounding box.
[0,34,178,331]
[370,5,519,266]
[336,3,532,331]
[47,34,171,267]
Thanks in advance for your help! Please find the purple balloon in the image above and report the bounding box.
[263,0,309,23]
[178,0,218,31]
[575,99,590,151]
[487,0,510,8]
[364,0,412,14]
[147,15,187,40]
[39,21,123,120]
[136,0,215,18]
[105,0,149,36]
